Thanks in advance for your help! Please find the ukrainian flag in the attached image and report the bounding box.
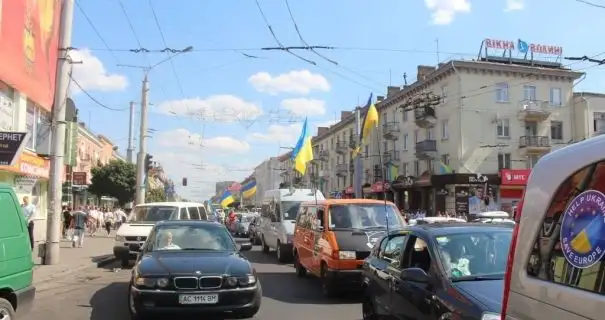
[571,215,604,254]
[353,93,379,157]
[241,180,257,199]
[291,117,314,175]
[220,189,235,208]
[438,161,453,174]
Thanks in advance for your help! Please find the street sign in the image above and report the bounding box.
[0,132,28,166]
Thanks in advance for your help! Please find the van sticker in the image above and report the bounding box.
[560,190,605,269]
[365,231,384,249]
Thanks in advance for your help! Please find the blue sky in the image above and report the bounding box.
[69,0,605,201]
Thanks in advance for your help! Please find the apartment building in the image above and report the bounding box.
[252,156,282,205]
[572,92,605,139]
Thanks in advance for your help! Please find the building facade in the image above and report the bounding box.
[252,156,281,205]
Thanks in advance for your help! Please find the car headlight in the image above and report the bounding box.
[225,276,239,287]
[134,277,169,288]
[115,235,126,242]
[338,250,356,260]
[238,275,257,286]
[481,313,501,320]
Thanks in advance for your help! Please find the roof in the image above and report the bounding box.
[301,199,396,205]
[135,201,205,207]
[396,223,513,237]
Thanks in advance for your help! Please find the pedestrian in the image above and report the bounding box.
[103,209,113,235]
[21,196,36,250]
[62,205,72,238]
[71,210,88,248]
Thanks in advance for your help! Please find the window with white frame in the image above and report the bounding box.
[25,104,36,149]
[414,129,419,143]
[496,119,510,137]
[551,121,563,140]
[427,128,434,140]
[441,119,449,139]
[414,160,420,176]
[523,85,537,101]
[403,110,408,122]
[0,81,15,131]
[440,154,450,165]
[403,133,408,150]
[549,88,562,107]
[497,153,511,170]
[441,85,448,104]
[495,82,509,102]
[594,112,605,134]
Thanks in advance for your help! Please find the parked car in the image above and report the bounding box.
[362,223,512,319]
[249,216,262,245]
[128,220,260,319]
[235,214,255,237]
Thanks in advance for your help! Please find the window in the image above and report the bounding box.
[427,128,434,140]
[401,236,432,274]
[498,153,512,170]
[132,206,178,222]
[179,208,189,220]
[402,163,408,176]
[197,207,207,220]
[403,134,408,150]
[403,110,408,122]
[551,121,563,140]
[441,120,449,139]
[550,88,562,107]
[526,160,605,294]
[523,85,537,101]
[497,119,510,137]
[414,129,419,143]
[379,235,407,265]
[364,145,369,157]
[441,86,448,104]
[0,82,15,131]
[25,104,35,149]
[188,207,201,220]
[24,101,51,151]
[414,160,420,176]
[441,154,450,166]
[495,82,509,102]
[594,112,605,134]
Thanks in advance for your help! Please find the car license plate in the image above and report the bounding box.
[178,294,219,304]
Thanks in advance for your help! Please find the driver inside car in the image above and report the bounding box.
[159,232,181,250]
[441,239,471,277]
[331,206,352,228]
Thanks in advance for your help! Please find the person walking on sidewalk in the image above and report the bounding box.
[103,209,113,235]
[71,210,88,248]
[21,196,36,250]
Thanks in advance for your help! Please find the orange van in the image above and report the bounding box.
[292,199,405,297]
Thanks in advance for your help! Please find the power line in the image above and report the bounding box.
[75,0,121,64]
[575,0,605,9]
[70,77,128,111]
[117,0,151,67]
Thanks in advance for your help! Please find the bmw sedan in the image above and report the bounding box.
[128,220,261,319]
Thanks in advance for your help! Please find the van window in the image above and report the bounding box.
[179,208,189,220]
[261,203,271,218]
[280,201,301,221]
[0,192,22,237]
[197,206,208,220]
[328,204,403,230]
[188,207,201,220]
[132,206,178,222]
[296,206,310,228]
[527,161,605,294]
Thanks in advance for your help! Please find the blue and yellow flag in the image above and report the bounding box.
[241,179,257,199]
[354,93,379,157]
[291,117,314,175]
[219,189,235,208]
[438,161,453,174]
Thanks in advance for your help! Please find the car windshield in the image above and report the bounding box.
[240,215,253,223]
[150,224,236,252]
[130,206,177,222]
[434,230,513,280]
[328,204,403,230]
[280,201,301,220]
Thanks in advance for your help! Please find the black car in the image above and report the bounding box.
[361,223,512,320]
[128,220,261,319]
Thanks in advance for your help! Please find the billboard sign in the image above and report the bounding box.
[484,38,563,56]
[0,0,62,109]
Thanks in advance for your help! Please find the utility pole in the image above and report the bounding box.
[44,0,75,265]
[126,101,135,163]
[354,107,363,199]
[135,74,149,205]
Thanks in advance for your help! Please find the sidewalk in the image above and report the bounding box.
[32,232,117,285]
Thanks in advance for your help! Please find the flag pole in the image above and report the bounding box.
[373,108,389,233]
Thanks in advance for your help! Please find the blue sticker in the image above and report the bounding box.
[560,190,605,269]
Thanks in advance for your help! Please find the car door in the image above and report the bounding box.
[390,234,437,320]
[268,199,280,248]
[309,206,326,273]
[366,233,408,316]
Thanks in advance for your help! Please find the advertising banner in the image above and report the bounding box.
[0,132,28,166]
[0,0,62,109]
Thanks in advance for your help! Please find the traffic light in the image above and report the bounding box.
[182,177,188,186]
[145,154,153,172]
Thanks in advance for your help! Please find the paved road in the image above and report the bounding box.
[29,243,362,319]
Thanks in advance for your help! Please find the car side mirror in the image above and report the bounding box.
[239,243,253,251]
[401,268,429,283]
[317,226,324,232]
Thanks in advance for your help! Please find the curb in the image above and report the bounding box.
[33,254,118,286]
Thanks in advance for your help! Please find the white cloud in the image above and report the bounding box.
[155,95,263,122]
[248,70,330,95]
[423,0,471,25]
[249,123,302,144]
[156,128,250,154]
[280,98,326,116]
[69,49,128,92]
[504,0,523,11]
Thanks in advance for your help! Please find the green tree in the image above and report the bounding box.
[146,187,166,202]
[88,160,136,205]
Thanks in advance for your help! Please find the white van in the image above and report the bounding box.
[502,135,605,320]
[259,189,325,262]
[113,201,207,267]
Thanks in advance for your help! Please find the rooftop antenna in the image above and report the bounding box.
[436,38,440,64]
[403,73,408,86]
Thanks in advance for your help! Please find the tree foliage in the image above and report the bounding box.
[88,160,136,205]
[146,187,166,203]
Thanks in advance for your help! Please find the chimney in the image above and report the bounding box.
[340,111,353,120]
[417,65,436,81]
[387,86,400,98]
[377,95,384,102]
[317,127,329,136]
[78,122,85,128]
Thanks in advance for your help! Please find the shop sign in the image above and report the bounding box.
[0,132,28,166]
[501,169,531,185]
[14,176,37,194]
[18,153,50,179]
[468,174,489,184]
[454,187,470,214]
[371,182,390,193]
[72,172,87,186]
[484,38,563,56]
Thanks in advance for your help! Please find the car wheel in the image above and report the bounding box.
[232,306,260,319]
[0,298,15,320]
[294,251,306,277]
[261,236,270,253]
[121,258,130,268]
[362,294,379,320]
[320,263,336,297]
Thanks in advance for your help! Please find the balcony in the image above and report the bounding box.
[336,164,348,176]
[349,135,358,149]
[382,122,400,140]
[335,141,349,154]
[349,161,355,173]
[373,165,383,182]
[320,170,330,178]
[383,150,400,163]
[519,136,551,155]
[414,106,437,128]
[315,149,329,162]
[415,139,437,159]
[518,100,551,121]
